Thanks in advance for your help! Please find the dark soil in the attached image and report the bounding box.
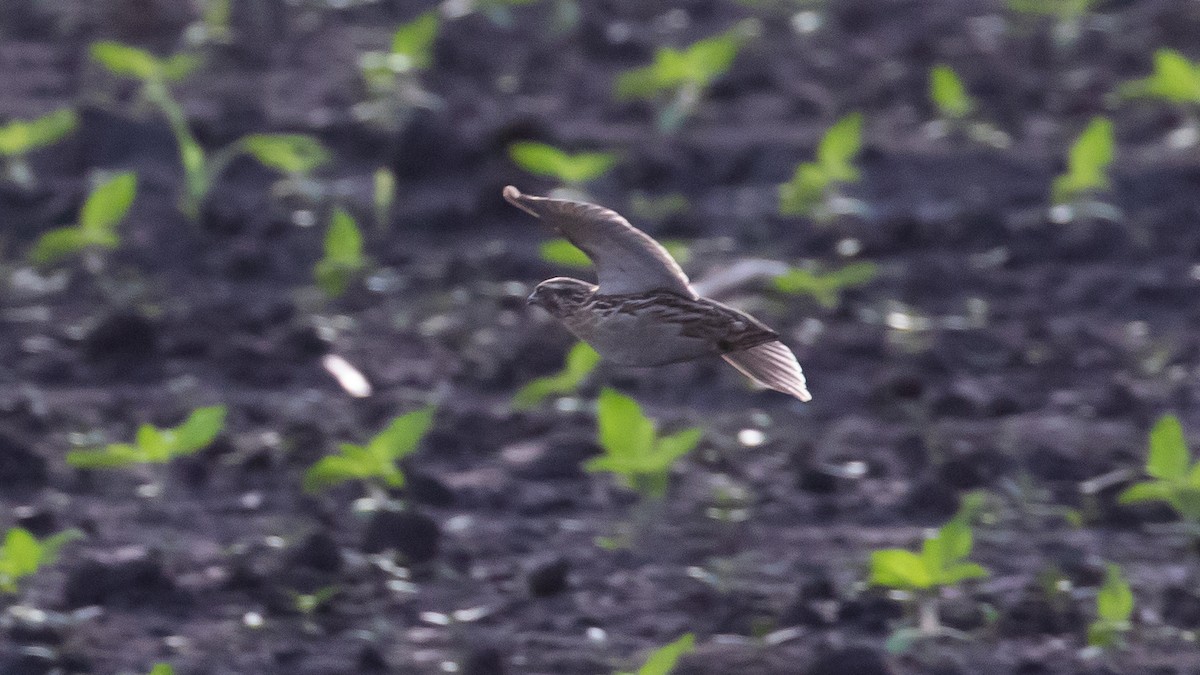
[3,1,1200,674]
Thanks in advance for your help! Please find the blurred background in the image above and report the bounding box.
[3,0,1200,673]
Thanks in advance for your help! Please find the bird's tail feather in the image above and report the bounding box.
[721,341,812,402]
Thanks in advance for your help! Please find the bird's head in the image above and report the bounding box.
[528,277,596,317]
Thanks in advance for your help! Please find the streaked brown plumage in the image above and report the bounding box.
[506,186,812,401]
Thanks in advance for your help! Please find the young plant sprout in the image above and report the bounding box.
[930,65,975,122]
[148,665,174,675]
[778,112,865,221]
[66,405,228,472]
[586,388,703,500]
[1118,413,1200,536]
[30,171,138,268]
[1119,49,1200,146]
[91,42,330,218]
[303,407,436,503]
[1087,563,1133,649]
[512,341,600,410]
[616,633,695,675]
[771,261,878,309]
[926,65,1011,148]
[314,207,368,298]
[868,494,989,652]
[357,10,440,127]
[1050,116,1115,221]
[0,108,77,188]
[0,527,82,594]
[507,141,618,189]
[614,20,756,132]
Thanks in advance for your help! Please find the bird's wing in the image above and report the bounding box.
[722,341,813,402]
[504,186,696,298]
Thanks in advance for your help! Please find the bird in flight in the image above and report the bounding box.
[504,186,812,401]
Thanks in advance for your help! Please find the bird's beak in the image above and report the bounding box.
[526,290,542,307]
[503,185,540,218]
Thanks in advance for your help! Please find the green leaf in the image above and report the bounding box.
[869,549,933,590]
[511,341,600,409]
[1,528,42,579]
[1146,413,1190,480]
[614,25,742,100]
[939,561,990,585]
[817,113,864,182]
[65,443,146,468]
[169,405,227,454]
[366,407,436,463]
[1096,563,1133,622]
[90,41,166,80]
[930,65,974,120]
[635,633,695,675]
[325,208,364,263]
[29,227,94,266]
[37,529,83,566]
[0,108,78,157]
[508,142,618,184]
[303,454,372,493]
[136,423,172,462]
[596,388,655,461]
[539,239,592,268]
[391,11,440,71]
[1120,49,1200,104]
[778,163,830,216]
[149,664,175,675]
[1053,116,1113,204]
[935,518,973,563]
[239,134,329,176]
[1117,480,1173,505]
[653,427,704,470]
[80,171,138,235]
[315,208,366,296]
[772,262,877,308]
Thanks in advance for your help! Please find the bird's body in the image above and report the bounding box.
[506,186,813,401]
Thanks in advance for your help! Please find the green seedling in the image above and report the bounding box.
[1087,563,1133,649]
[930,65,974,122]
[148,665,174,675]
[778,113,864,220]
[0,527,82,594]
[315,207,367,297]
[303,407,436,500]
[512,341,600,410]
[508,142,618,187]
[869,495,989,651]
[1119,49,1200,120]
[91,42,330,218]
[30,171,137,267]
[1051,116,1113,207]
[358,11,440,127]
[615,21,754,132]
[927,65,1010,148]
[772,261,877,309]
[66,405,227,469]
[616,633,695,675]
[291,585,340,633]
[374,167,396,232]
[0,108,78,188]
[1118,413,1200,531]
[586,388,703,500]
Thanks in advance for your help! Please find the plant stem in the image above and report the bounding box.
[917,593,941,635]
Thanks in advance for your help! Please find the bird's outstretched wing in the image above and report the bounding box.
[504,186,696,298]
[722,341,813,402]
